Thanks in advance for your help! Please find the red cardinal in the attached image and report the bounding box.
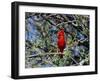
[57,28,66,58]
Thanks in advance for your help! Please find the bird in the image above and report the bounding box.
[57,28,66,58]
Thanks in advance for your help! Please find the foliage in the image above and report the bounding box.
[25,12,89,68]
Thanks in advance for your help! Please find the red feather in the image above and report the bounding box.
[57,29,66,58]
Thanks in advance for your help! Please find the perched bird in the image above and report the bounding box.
[57,28,66,58]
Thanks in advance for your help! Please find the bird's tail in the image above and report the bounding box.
[59,53,63,58]
[59,48,64,58]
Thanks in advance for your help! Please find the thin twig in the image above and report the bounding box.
[26,53,65,58]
